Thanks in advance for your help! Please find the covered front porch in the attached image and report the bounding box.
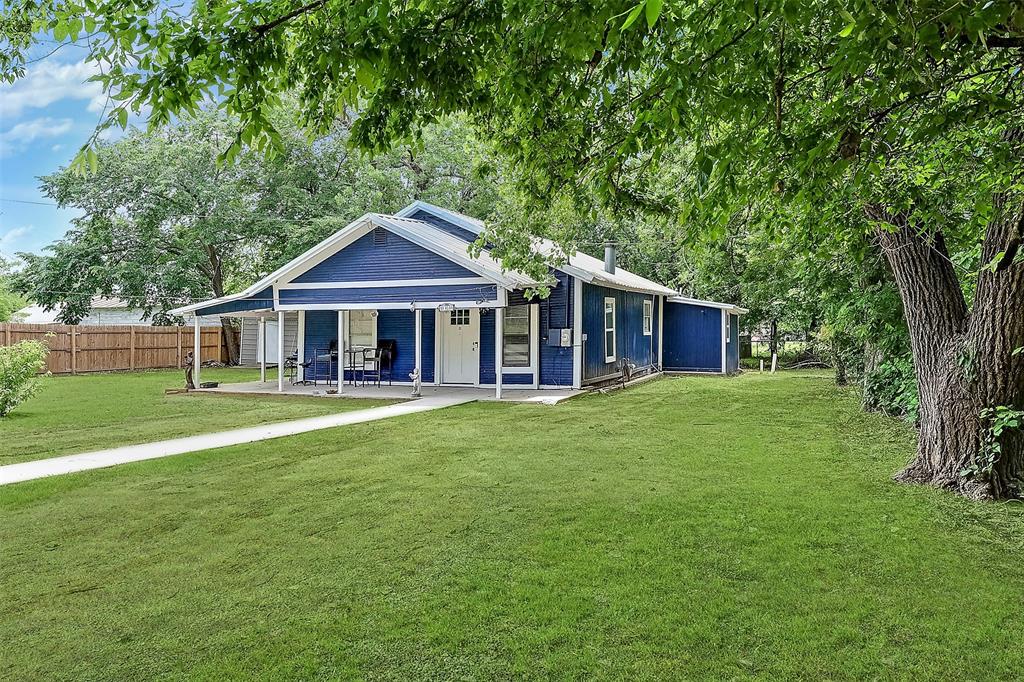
[195,378,584,405]
[173,210,578,399]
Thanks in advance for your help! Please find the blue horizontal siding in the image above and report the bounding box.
[582,282,654,382]
[539,271,574,387]
[280,283,497,305]
[195,287,273,317]
[293,228,475,283]
[663,302,723,372]
[303,309,436,383]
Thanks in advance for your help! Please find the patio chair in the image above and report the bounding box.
[376,339,396,386]
[359,347,382,387]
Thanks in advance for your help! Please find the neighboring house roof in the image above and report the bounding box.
[667,295,748,315]
[18,296,219,324]
[15,304,60,324]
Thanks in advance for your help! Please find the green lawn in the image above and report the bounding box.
[0,368,390,465]
[3,372,1024,679]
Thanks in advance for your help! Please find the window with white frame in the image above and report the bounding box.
[347,310,377,350]
[725,312,731,343]
[643,299,653,336]
[604,297,616,363]
[502,305,531,368]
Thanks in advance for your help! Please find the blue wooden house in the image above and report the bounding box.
[175,202,743,397]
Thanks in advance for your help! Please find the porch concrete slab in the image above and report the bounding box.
[0,395,472,487]
[198,381,585,405]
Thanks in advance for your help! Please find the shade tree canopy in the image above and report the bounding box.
[3,0,1024,497]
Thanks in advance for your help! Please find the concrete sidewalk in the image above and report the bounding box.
[0,395,473,486]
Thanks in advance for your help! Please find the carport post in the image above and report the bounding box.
[494,307,503,400]
[337,310,345,394]
[259,317,267,383]
[413,308,422,397]
[193,317,201,388]
[277,310,285,392]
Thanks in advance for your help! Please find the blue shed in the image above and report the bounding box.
[662,296,746,375]
[174,201,743,396]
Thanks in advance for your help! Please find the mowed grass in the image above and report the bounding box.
[0,368,390,465]
[3,372,1024,679]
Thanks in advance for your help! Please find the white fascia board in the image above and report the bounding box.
[171,214,377,315]
[394,200,485,235]
[372,215,533,289]
[667,295,748,315]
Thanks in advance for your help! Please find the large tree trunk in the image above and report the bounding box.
[870,192,1024,499]
[220,316,240,365]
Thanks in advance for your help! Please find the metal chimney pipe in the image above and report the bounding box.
[603,242,617,274]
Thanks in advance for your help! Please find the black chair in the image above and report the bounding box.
[377,339,396,386]
[359,347,381,387]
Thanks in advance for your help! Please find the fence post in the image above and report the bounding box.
[4,323,9,346]
[70,326,77,375]
[177,326,183,368]
[130,326,136,371]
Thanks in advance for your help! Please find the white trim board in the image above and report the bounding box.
[279,277,492,290]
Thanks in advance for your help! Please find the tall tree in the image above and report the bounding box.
[15,111,501,362]
[0,256,27,322]
[4,0,1024,497]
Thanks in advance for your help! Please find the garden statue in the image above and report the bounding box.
[184,351,195,390]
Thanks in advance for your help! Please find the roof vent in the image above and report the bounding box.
[603,242,617,274]
[373,227,388,247]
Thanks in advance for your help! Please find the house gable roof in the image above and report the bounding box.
[174,202,728,315]
[393,201,677,296]
[171,212,543,316]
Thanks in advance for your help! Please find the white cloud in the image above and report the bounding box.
[0,225,31,254]
[0,117,74,157]
[0,60,105,122]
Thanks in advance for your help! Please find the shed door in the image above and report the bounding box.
[441,308,479,384]
[257,319,280,364]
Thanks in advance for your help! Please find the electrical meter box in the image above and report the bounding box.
[546,328,573,347]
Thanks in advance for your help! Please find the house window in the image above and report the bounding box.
[726,313,732,343]
[643,299,653,336]
[347,309,376,350]
[502,305,531,367]
[450,309,470,326]
[604,297,616,363]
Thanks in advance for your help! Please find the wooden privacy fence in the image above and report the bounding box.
[0,323,224,375]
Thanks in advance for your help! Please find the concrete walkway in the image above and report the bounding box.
[0,395,473,486]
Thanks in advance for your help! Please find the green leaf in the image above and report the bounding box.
[838,22,856,37]
[645,0,664,29]
[621,3,644,30]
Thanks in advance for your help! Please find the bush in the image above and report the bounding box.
[861,354,919,423]
[0,340,49,418]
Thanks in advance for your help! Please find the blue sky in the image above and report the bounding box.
[0,42,147,260]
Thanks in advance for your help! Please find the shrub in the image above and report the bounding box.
[861,354,919,423]
[0,340,49,418]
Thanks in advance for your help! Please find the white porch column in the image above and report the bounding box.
[193,317,201,388]
[414,308,423,397]
[658,295,664,369]
[259,317,267,383]
[495,307,503,400]
[337,310,345,394]
[296,311,305,382]
[277,310,285,392]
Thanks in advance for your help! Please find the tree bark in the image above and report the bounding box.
[219,316,241,365]
[208,247,240,365]
[870,192,1024,499]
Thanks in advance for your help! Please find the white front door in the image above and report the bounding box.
[441,308,479,384]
